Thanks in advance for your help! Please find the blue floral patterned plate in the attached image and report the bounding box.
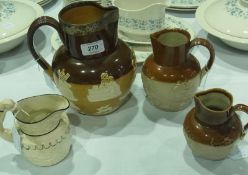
[118,14,195,45]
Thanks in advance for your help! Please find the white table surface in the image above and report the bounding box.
[1,1,248,175]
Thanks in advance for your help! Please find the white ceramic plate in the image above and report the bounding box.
[167,0,205,9]
[196,0,248,51]
[118,14,195,45]
[0,1,37,40]
[0,0,44,53]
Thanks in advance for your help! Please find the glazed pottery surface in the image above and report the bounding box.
[183,88,248,160]
[27,2,136,116]
[142,28,215,111]
[20,114,71,166]
[0,95,71,166]
[113,0,167,41]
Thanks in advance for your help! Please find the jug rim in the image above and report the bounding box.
[194,88,233,113]
[14,94,70,124]
[150,28,191,47]
[112,0,167,12]
[58,1,119,26]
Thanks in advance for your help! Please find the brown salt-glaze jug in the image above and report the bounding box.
[27,2,136,116]
[183,88,248,160]
[142,28,215,111]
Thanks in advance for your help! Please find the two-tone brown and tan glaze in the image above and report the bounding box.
[52,39,136,115]
[183,88,248,160]
[27,2,136,115]
[141,28,215,111]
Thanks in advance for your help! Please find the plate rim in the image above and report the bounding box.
[0,0,44,44]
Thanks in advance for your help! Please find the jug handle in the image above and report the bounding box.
[233,104,248,138]
[27,16,64,78]
[0,99,17,142]
[189,38,215,80]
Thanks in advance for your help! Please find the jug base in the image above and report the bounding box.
[184,130,235,160]
[21,114,72,166]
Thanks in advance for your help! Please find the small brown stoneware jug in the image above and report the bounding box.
[183,88,248,160]
[142,28,215,111]
[27,2,136,116]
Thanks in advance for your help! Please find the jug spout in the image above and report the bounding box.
[101,5,119,48]
[194,88,234,125]
[13,94,70,136]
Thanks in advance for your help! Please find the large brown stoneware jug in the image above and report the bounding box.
[183,88,248,160]
[142,28,215,111]
[27,2,136,116]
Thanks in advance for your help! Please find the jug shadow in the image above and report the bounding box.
[136,62,144,73]
[0,139,101,175]
[0,29,47,74]
[197,30,248,72]
[142,97,193,126]
[183,145,248,175]
[68,93,139,137]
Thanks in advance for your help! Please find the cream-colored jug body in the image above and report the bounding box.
[0,95,72,166]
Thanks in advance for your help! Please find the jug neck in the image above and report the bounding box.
[14,94,70,124]
[194,88,234,126]
[150,29,190,67]
[59,2,119,59]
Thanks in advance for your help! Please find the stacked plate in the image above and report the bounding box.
[31,0,54,6]
[166,0,206,11]
[196,0,248,51]
[0,0,44,53]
